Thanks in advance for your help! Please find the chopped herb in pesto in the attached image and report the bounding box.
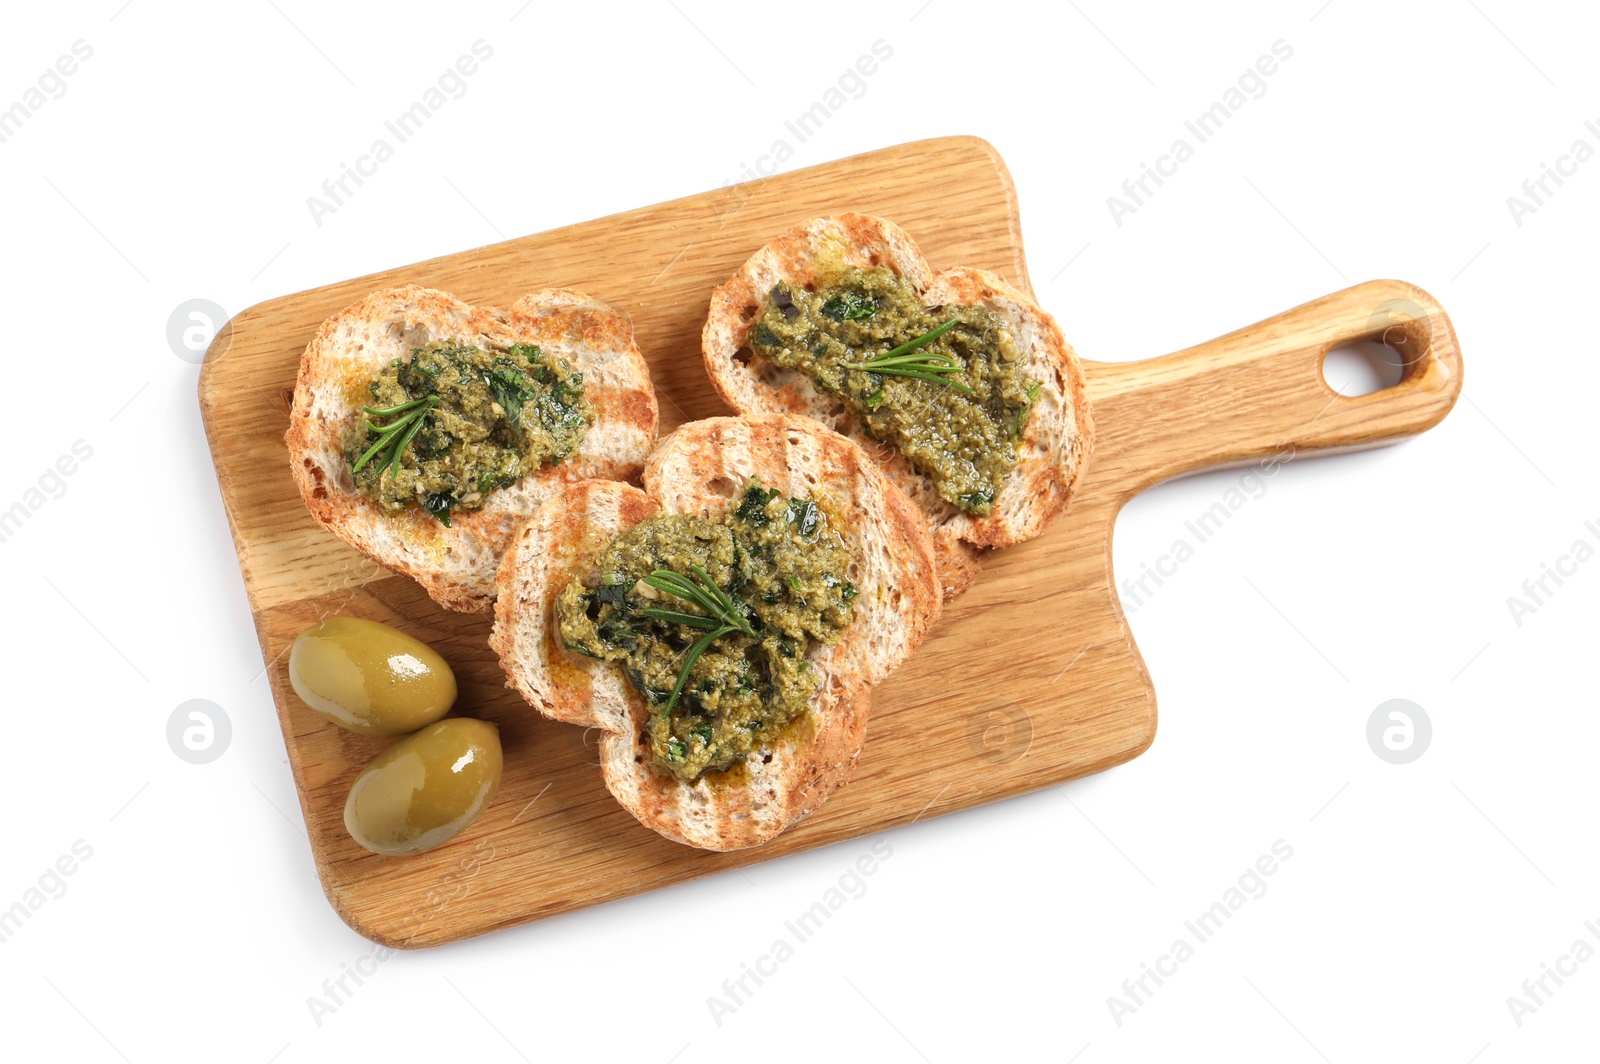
[750,266,1039,515]
[820,291,877,321]
[556,480,857,782]
[734,483,782,525]
[345,340,592,524]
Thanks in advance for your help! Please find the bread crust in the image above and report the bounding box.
[701,214,1094,597]
[285,285,658,612]
[490,416,941,850]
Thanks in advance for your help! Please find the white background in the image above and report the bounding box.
[1,1,1594,1061]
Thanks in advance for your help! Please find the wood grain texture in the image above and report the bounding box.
[197,136,1462,948]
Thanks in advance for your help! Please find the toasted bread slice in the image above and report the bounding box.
[702,214,1094,598]
[490,416,941,850]
[286,285,658,612]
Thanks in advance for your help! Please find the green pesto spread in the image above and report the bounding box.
[556,481,858,782]
[749,265,1039,515]
[345,340,592,525]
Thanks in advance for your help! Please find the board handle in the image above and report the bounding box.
[1085,279,1462,497]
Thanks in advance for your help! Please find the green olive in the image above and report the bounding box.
[344,718,502,856]
[289,617,457,736]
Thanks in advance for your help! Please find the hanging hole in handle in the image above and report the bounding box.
[1321,297,1437,396]
[1322,338,1405,396]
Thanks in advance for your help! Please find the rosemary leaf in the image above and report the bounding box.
[876,316,959,360]
[636,607,721,630]
[663,623,738,715]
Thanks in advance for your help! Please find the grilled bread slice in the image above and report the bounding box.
[490,415,941,850]
[702,214,1094,598]
[286,285,658,612]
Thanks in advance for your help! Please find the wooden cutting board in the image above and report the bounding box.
[198,136,1462,948]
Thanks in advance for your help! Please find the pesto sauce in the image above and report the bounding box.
[750,265,1039,515]
[556,482,858,782]
[345,341,592,524]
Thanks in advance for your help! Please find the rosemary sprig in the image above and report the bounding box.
[841,317,975,395]
[352,394,440,478]
[638,565,756,636]
[636,565,755,714]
